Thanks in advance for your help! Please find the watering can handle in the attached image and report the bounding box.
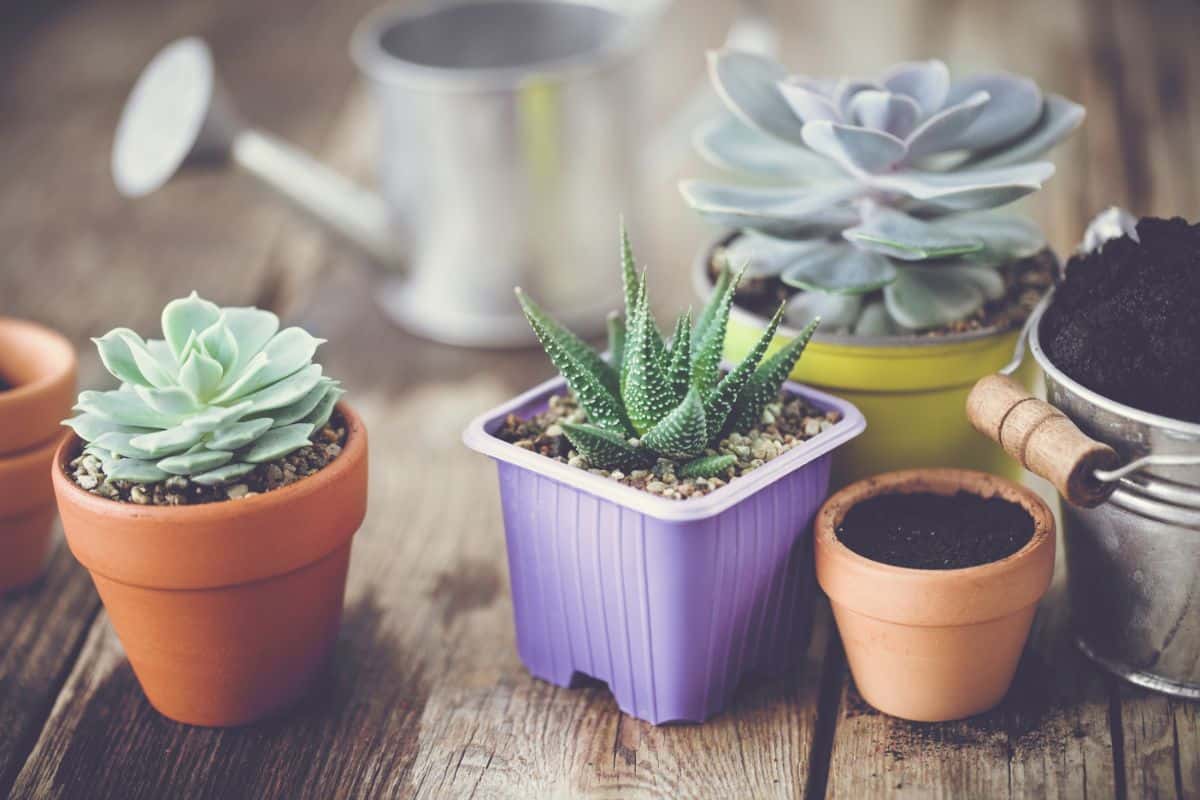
[967,374,1120,508]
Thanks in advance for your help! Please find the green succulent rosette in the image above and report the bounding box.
[64,292,343,485]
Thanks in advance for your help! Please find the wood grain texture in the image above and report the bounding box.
[3,0,1198,797]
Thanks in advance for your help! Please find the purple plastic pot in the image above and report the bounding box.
[463,376,865,724]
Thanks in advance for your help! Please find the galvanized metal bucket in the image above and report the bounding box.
[968,209,1200,698]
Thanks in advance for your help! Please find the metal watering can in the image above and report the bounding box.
[111,0,776,348]
[967,209,1200,698]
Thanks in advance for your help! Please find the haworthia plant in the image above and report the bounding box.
[64,293,343,485]
[683,55,1084,332]
[518,223,820,478]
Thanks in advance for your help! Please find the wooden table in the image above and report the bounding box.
[2,0,1197,797]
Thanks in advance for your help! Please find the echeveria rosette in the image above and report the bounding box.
[682,54,1084,333]
[515,223,820,477]
[64,293,344,485]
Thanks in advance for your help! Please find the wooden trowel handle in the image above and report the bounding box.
[967,374,1119,508]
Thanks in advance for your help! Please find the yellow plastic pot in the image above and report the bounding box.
[693,239,1037,488]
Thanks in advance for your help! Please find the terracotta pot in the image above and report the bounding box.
[0,318,77,591]
[815,468,1055,722]
[51,402,369,727]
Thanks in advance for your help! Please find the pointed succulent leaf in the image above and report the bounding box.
[777,80,839,124]
[134,385,200,418]
[642,387,707,459]
[62,414,152,442]
[870,162,1055,210]
[679,453,736,479]
[266,380,335,428]
[904,90,990,160]
[707,49,808,146]
[943,72,1043,151]
[182,401,254,433]
[691,266,743,398]
[621,284,676,435]
[666,309,692,403]
[936,211,1046,261]
[304,386,344,430]
[242,423,315,464]
[90,432,156,459]
[191,462,257,486]
[844,207,985,261]
[620,219,639,323]
[162,292,221,361]
[881,60,950,115]
[560,421,646,471]
[517,289,618,394]
[93,329,154,387]
[517,289,628,432]
[128,422,208,458]
[179,349,225,402]
[679,180,861,240]
[884,265,986,329]
[606,312,625,371]
[197,318,239,374]
[75,389,175,428]
[731,317,820,433]
[801,121,907,174]
[847,90,920,139]
[157,447,234,476]
[720,232,828,279]
[780,242,897,294]
[213,327,324,401]
[116,330,176,388]
[707,302,785,441]
[207,418,274,451]
[966,94,1085,168]
[694,116,842,181]
[693,262,732,350]
[221,306,280,377]
[106,458,171,483]
[237,363,324,414]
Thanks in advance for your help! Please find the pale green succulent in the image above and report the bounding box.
[683,54,1084,333]
[517,224,818,478]
[64,293,343,485]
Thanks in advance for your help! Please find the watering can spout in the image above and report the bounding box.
[112,37,402,269]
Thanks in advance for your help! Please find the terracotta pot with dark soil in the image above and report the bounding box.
[815,468,1054,722]
[51,294,367,726]
[0,318,77,591]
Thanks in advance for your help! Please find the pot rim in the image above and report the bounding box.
[462,374,866,522]
[692,232,1045,350]
[52,401,366,523]
[0,318,76,405]
[0,318,77,455]
[815,468,1056,626]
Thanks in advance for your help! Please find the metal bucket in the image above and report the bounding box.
[968,209,1200,697]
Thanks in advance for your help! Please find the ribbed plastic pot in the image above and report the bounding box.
[51,402,368,727]
[463,376,865,724]
[693,235,1040,488]
[0,318,77,591]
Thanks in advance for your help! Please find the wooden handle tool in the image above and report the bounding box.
[966,374,1120,508]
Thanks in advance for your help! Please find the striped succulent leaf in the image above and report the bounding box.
[64,293,342,485]
[730,316,821,433]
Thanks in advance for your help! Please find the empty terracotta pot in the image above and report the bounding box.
[52,402,368,727]
[815,468,1055,722]
[0,318,77,591]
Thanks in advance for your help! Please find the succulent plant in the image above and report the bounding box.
[517,225,819,478]
[64,293,343,485]
[682,54,1084,333]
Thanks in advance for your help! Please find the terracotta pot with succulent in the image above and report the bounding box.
[683,54,1084,485]
[464,226,865,724]
[0,319,77,591]
[815,468,1054,722]
[50,294,367,727]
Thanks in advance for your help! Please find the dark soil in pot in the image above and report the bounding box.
[836,491,1035,570]
[708,238,1056,338]
[496,390,839,499]
[1042,216,1200,423]
[65,416,347,506]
